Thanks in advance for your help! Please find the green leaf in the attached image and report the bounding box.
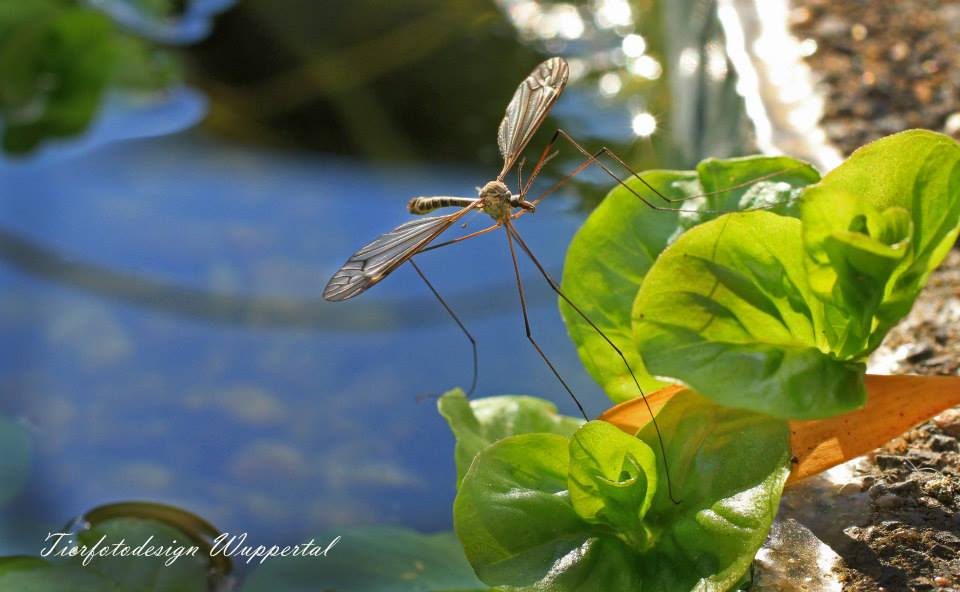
[454,433,590,588]
[0,0,182,154]
[561,157,819,403]
[801,129,960,354]
[437,389,582,486]
[75,518,209,592]
[633,210,865,418]
[568,421,656,549]
[693,155,820,216]
[0,561,110,592]
[635,390,790,591]
[243,526,488,592]
[0,0,117,153]
[454,392,789,591]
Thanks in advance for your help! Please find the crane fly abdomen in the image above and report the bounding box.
[407,196,478,215]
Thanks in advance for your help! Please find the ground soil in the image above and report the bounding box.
[789,0,960,156]
[785,2,960,589]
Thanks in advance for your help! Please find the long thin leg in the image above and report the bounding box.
[520,128,804,213]
[409,259,478,396]
[503,223,588,421]
[419,221,502,253]
[506,222,680,504]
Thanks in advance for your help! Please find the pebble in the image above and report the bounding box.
[930,434,959,452]
[944,112,960,137]
[874,493,901,509]
[875,454,909,470]
[837,480,864,496]
[889,479,921,496]
[933,409,960,438]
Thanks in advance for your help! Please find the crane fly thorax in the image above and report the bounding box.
[479,180,514,220]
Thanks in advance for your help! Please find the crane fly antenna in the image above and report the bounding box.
[409,259,478,397]
[502,219,588,421]
[505,222,681,505]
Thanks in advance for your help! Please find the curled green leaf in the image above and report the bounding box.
[437,389,582,487]
[454,392,789,592]
[801,129,960,355]
[568,421,656,551]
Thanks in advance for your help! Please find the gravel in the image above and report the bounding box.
[789,0,960,156]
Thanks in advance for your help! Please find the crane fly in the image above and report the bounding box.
[323,57,802,504]
[323,57,568,303]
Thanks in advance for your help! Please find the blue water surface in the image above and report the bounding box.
[0,129,612,554]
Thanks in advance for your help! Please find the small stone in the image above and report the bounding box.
[889,479,921,497]
[869,481,890,498]
[850,23,868,41]
[930,435,959,452]
[790,6,812,26]
[874,493,901,509]
[930,544,955,559]
[837,481,864,496]
[875,454,908,470]
[921,59,941,74]
[890,41,910,61]
[944,112,960,137]
[815,15,848,38]
[933,409,960,438]
[906,346,935,364]
[913,82,934,105]
[907,448,941,467]
[935,576,951,586]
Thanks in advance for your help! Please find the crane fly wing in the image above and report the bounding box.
[497,57,569,181]
[323,205,477,302]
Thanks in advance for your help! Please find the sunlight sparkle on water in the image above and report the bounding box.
[503,1,584,41]
[598,72,622,96]
[631,112,656,137]
[621,34,646,57]
[629,55,662,80]
[593,0,632,28]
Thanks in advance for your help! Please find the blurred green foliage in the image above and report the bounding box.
[0,0,179,154]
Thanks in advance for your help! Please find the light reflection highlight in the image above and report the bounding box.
[593,0,633,29]
[598,72,623,96]
[629,55,662,80]
[621,33,647,57]
[631,112,657,137]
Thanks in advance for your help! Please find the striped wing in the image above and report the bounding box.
[324,212,462,301]
[497,57,569,180]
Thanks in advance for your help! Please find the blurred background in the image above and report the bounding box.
[0,0,905,576]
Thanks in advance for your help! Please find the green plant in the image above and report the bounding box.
[0,0,188,154]
[442,390,788,591]
[565,129,960,417]
[442,130,960,591]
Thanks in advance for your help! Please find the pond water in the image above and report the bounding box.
[0,0,819,568]
[0,129,609,553]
